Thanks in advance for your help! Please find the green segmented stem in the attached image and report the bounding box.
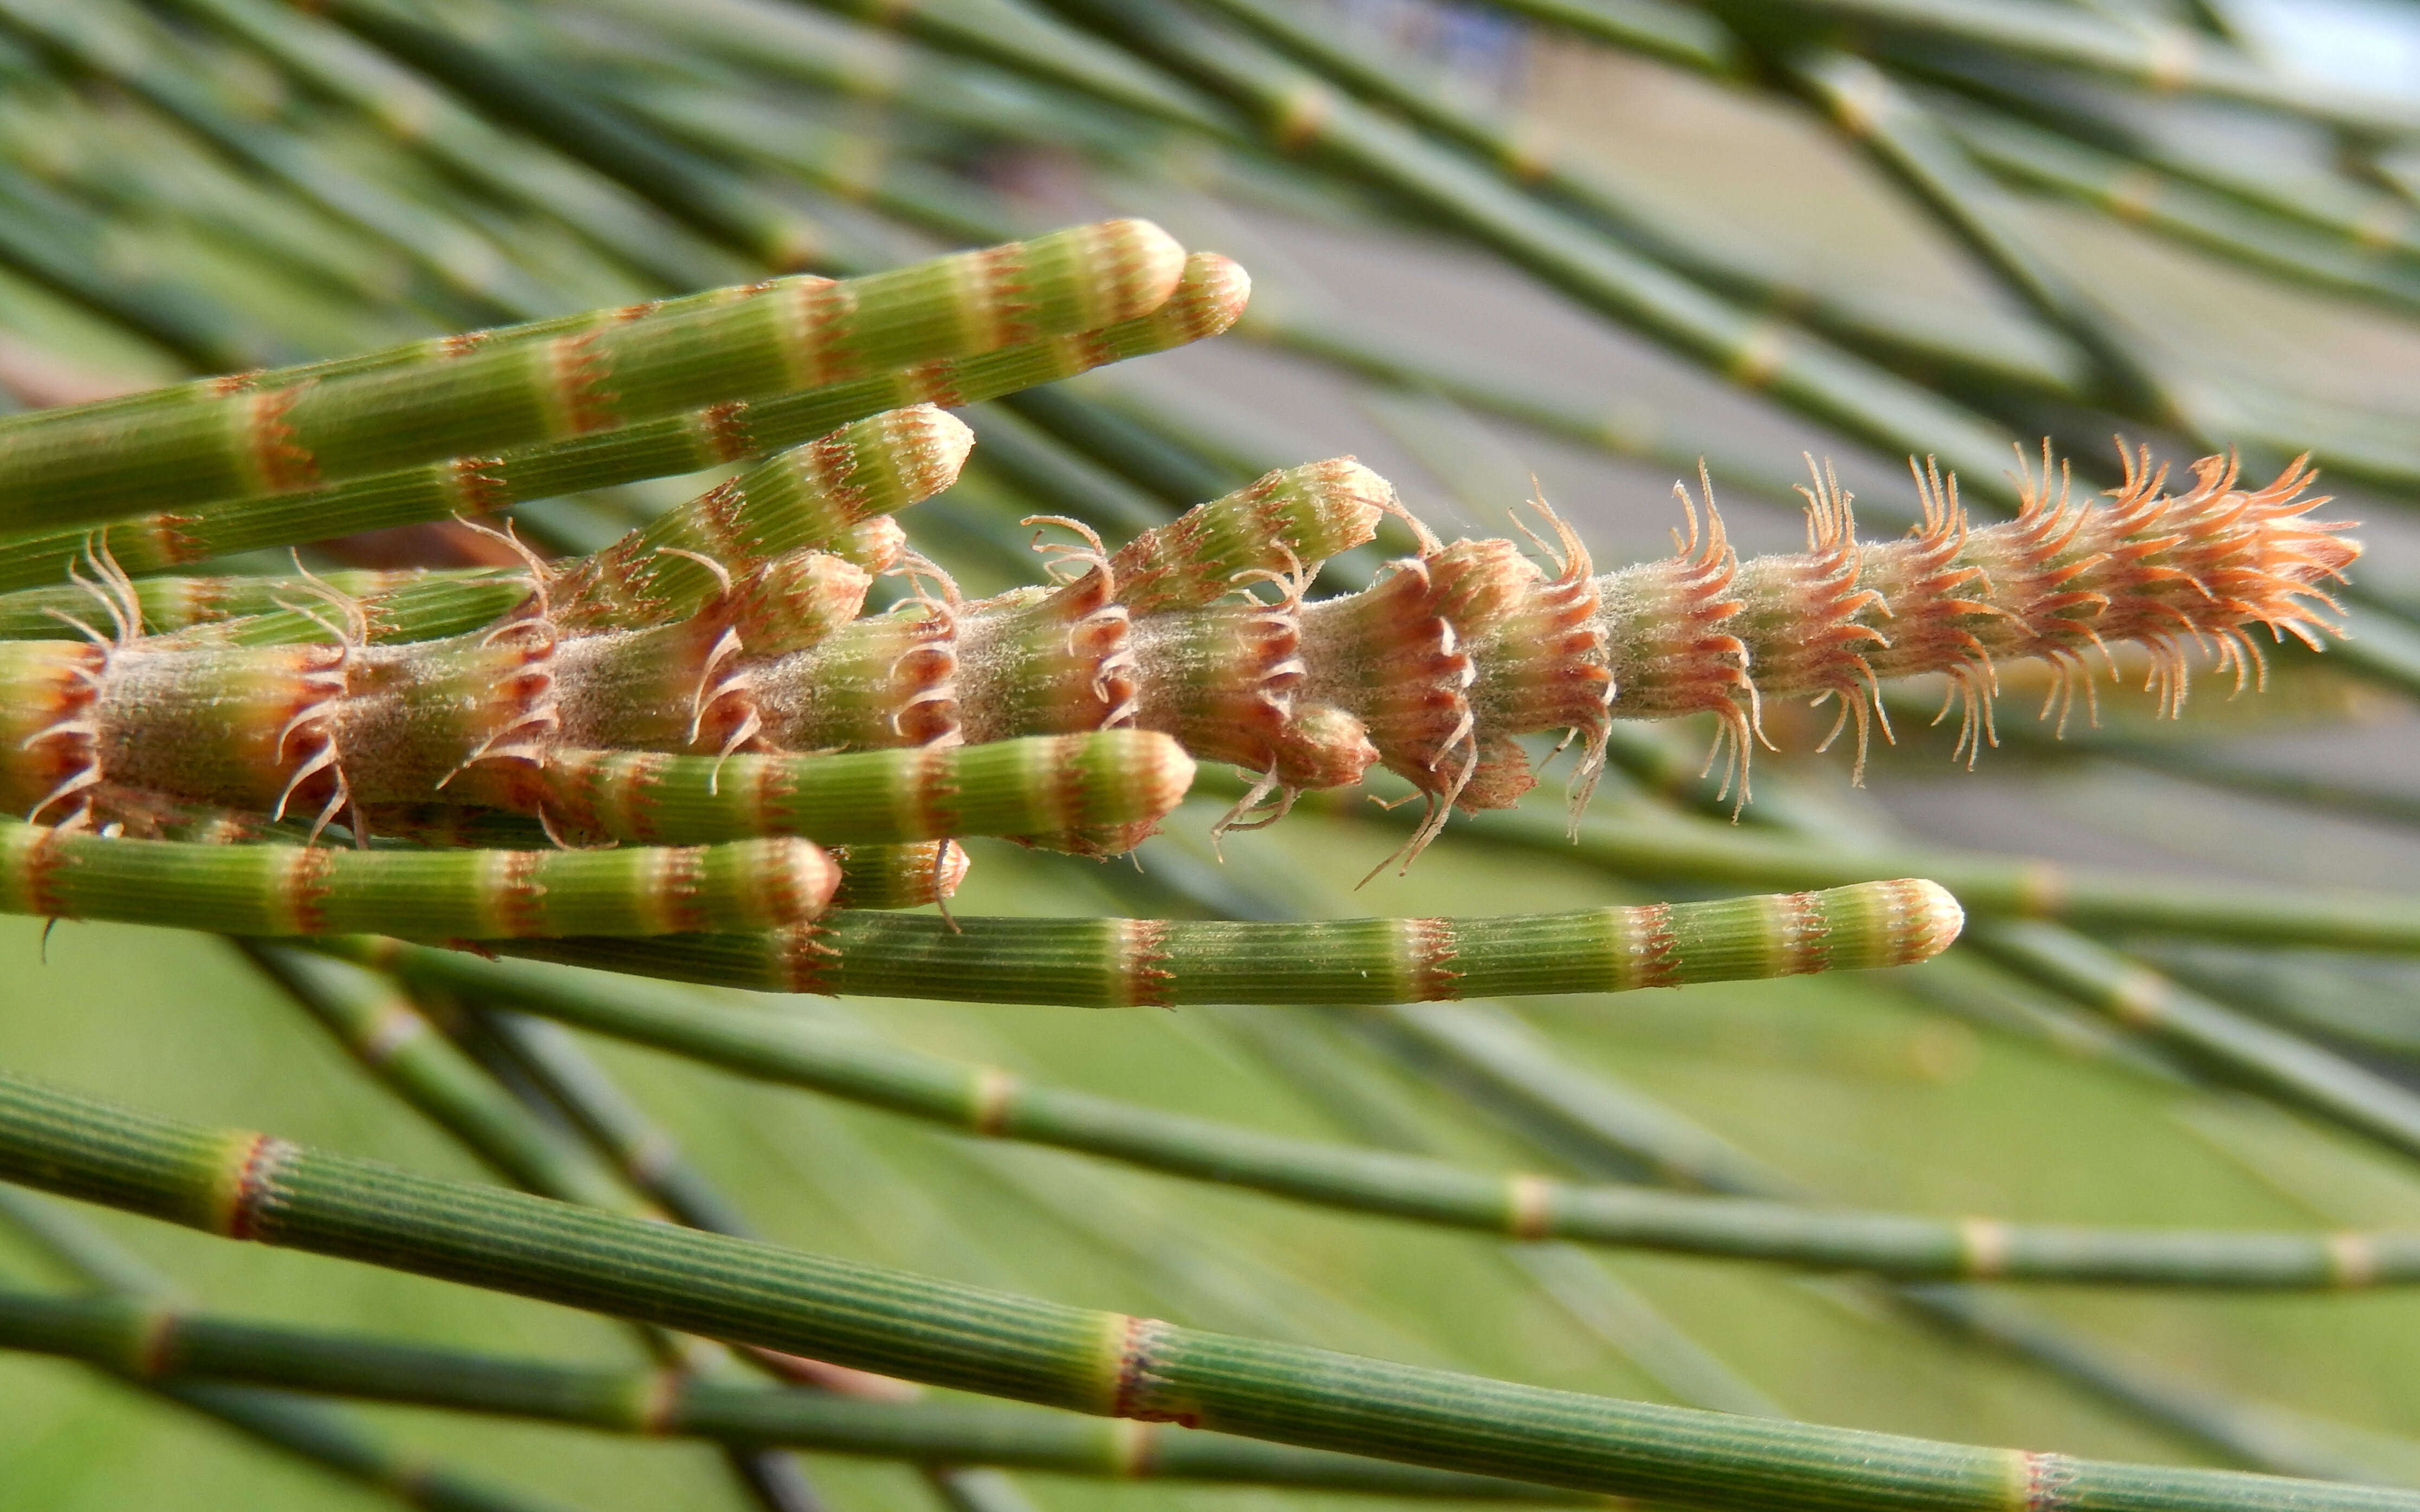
[161,0,747,293]
[1967,920,2420,1170]
[1461,804,2420,956]
[332,938,2420,1290]
[1787,50,2163,414]
[0,1185,586,1512]
[248,946,643,1212]
[1188,0,2081,405]
[825,842,966,910]
[0,568,513,641]
[1748,0,2420,134]
[0,250,1247,592]
[243,944,842,1509]
[452,732,1197,848]
[546,405,975,630]
[499,879,1964,1004]
[0,223,807,434]
[0,1285,1587,1502]
[176,397,941,645]
[0,218,1183,531]
[206,574,546,649]
[328,808,965,909]
[0,1073,2410,1512]
[1944,104,2420,321]
[0,823,834,938]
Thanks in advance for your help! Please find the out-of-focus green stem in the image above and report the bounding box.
[0,1284,1598,1501]
[3,1069,2417,1511]
[0,1186,584,1512]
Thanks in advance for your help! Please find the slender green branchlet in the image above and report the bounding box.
[493,879,1964,1004]
[0,218,1186,530]
[0,823,835,937]
[451,733,1198,848]
[0,1190,580,1512]
[0,1070,2408,1512]
[0,1286,1591,1501]
[246,946,644,1213]
[324,938,2420,1289]
[0,568,513,642]
[0,251,1249,592]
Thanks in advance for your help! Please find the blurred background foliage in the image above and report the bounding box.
[3,0,2420,1507]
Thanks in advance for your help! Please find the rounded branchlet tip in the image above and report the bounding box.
[1096,218,1189,319]
[1303,457,1396,543]
[932,838,971,899]
[837,516,906,574]
[1886,878,1964,964]
[754,836,841,927]
[1104,729,1197,826]
[887,405,976,499]
[829,841,966,909]
[1174,252,1252,336]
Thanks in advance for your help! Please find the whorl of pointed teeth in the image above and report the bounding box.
[1591,446,2359,792]
[1,439,2353,873]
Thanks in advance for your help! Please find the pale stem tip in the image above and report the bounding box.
[1895,877,1964,964]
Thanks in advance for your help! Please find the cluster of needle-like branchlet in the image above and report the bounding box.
[3,419,2355,901]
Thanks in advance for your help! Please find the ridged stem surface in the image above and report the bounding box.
[322,939,2420,1289]
[496,879,1963,1004]
[0,1069,2410,1512]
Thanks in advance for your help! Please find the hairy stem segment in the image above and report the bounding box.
[0,1072,2406,1512]
[0,823,835,938]
[0,1287,1587,1501]
[0,219,1185,531]
[497,879,1963,1004]
[0,250,1248,592]
[332,939,2420,1290]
